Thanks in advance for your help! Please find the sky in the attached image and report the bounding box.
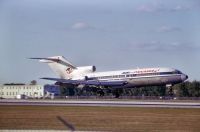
[0,0,200,84]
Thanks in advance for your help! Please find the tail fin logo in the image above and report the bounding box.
[66,68,73,74]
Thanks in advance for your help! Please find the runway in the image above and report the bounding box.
[0,99,200,108]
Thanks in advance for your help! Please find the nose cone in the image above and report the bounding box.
[181,74,188,81]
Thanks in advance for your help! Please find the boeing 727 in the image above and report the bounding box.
[31,56,188,94]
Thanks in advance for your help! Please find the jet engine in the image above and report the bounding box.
[77,66,96,74]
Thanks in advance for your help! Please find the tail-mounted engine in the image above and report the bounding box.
[77,66,96,74]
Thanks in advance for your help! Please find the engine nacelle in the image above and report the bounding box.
[77,66,96,74]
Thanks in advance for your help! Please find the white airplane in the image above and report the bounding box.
[31,56,188,89]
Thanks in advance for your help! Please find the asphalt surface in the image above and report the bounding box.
[0,99,200,108]
[0,130,97,132]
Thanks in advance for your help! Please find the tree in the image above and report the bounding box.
[30,80,37,85]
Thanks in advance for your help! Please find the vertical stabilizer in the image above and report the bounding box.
[30,56,76,79]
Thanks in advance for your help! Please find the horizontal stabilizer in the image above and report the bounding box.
[41,77,127,86]
[30,56,77,69]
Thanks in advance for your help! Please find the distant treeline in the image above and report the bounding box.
[173,81,200,97]
[60,81,200,97]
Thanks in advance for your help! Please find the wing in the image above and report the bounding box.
[41,77,127,86]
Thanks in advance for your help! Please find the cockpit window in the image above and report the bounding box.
[173,70,182,74]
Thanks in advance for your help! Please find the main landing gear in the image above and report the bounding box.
[97,89,105,96]
[97,87,121,98]
[112,88,122,98]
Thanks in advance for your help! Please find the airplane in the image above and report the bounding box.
[30,56,188,96]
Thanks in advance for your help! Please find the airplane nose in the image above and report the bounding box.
[181,74,188,81]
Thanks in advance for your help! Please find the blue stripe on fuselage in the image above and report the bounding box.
[88,72,181,81]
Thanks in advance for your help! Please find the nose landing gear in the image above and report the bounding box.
[166,84,174,97]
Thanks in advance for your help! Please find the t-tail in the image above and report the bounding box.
[30,56,96,79]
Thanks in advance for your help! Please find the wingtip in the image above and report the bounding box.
[40,77,47,79]
[29,57,43,59]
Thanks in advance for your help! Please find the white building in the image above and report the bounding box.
[0,84,44,99]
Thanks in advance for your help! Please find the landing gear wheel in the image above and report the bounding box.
[113,89,120,98]
[97,90,105,96]
[166,84,174,97]
[115,92,120,98]
[168,87,174,97]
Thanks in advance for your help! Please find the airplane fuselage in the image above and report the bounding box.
[85,67,188,88]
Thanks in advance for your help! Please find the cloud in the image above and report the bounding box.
[136,5,154,13]
[71,22,92,30]
[157,26,182,33]
[136,4,165,13]
[170,5,190,12]
[132,41,163,51]
[129,41,197,52]
[136,3,191,13]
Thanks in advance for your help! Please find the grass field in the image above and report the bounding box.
[0,105,200,132]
